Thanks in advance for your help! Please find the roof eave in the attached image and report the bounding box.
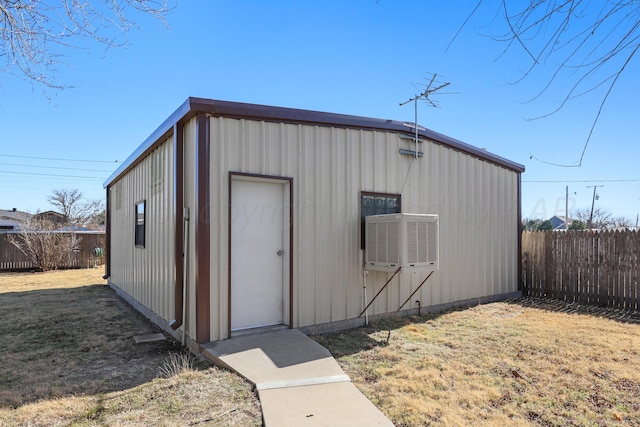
[103,97,194,187]
[104,97,524,188]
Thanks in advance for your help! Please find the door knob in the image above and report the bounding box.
[277,250,284,256]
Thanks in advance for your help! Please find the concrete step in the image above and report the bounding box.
[201,328,393,426]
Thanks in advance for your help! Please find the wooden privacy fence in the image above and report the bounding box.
[0,232,106,271]
[522,230,640,310]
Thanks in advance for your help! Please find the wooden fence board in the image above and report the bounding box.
[522,230,640,311]
[0,232,105,271]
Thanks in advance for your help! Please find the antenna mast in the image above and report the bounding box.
[400,73,450,158]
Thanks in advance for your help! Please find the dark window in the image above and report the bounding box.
[135,201,146,248]
[361,192,401,249]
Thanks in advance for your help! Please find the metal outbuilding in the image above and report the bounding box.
[103,97,525,350]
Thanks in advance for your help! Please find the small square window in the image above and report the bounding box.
[361,192,401,249]
[135,201,146,248]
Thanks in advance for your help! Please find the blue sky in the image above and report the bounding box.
[1,1,638,222]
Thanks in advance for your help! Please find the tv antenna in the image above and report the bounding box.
[399,73,450,158]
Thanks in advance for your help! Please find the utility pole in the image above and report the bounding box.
[400,73,450,158]
[564,186,578,230]
[565,186,569,231]
[586,185,604,229]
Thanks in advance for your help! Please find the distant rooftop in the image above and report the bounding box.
[0,208,31,221]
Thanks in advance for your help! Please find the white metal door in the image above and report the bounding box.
[231,179,286,331]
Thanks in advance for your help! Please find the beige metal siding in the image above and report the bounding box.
[108,135,176,324]
[181,117,198,341]
[206,117,519,339]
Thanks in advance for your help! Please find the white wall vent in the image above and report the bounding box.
[365,213,439,272]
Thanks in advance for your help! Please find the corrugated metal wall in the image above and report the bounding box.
[108,135,176,323]
[108,115,518,344]
[182,118,198,341]
[205,118,519,340]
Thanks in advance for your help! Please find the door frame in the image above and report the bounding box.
[228,172,293,336]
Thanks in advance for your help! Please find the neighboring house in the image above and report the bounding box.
[56,225,91,232]
[0,208,31,232]
[34,210,68,225]
[0,209,68,232]
[550,215,573,230]
[103,97,525,352]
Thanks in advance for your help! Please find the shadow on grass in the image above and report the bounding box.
[316,295,640,359]
[0,284,200,409]
[506,296,640,324]
[313,310,453,358]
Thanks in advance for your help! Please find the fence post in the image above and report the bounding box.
[522,230,640,310]
[0,232,105,271]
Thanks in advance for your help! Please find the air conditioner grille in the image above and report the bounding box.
[365,213,439,272]
[407,221,418,264]
[366,222,378,262]
[427,221,437,263]
[387,222,399,264]
[366,221,401,265]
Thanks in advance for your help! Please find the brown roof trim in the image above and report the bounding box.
[517,174,523,292]
[103,98,193,188]
[194,114,211,344]
[188,98,524,173]
[104,187,111,279]
[171,123,184,331]
[104,97,524,188]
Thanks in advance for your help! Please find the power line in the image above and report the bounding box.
[528,154,583,168]
[0,170,105,180]
[0,154,119,164]
[523,179,640,183]
[0,162,113,173]
[0,184,104,192]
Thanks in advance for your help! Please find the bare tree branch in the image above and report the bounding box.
[7,216,82,271]
[453,1,640,167]
[572,206,628,230]
[47,188,105,227]
[0,0,172,89]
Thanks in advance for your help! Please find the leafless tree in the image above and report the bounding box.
[48,189,104,227]
[454,1,639,166]
[0,0,172,89]
[612,216,634,229]
[7,215,81,271]
[573,207,619,230]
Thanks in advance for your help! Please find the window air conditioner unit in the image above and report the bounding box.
[365,213,439,272]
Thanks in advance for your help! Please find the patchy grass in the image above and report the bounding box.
[315,300,640,426]
[0,269,261,426]
[5,268,639,426]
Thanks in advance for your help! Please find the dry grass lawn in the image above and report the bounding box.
[315,300,640,426]
[0,269,261,426]
[3,268,640,426]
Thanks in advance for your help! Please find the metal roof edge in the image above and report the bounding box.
[104,97,524,188]
[103,97,194,187]
[187,98,524,172]
[418,127,525,173]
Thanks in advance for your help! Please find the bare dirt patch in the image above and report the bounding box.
[0,269,261,426]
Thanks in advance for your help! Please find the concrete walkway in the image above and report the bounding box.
[201,329,393,426]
